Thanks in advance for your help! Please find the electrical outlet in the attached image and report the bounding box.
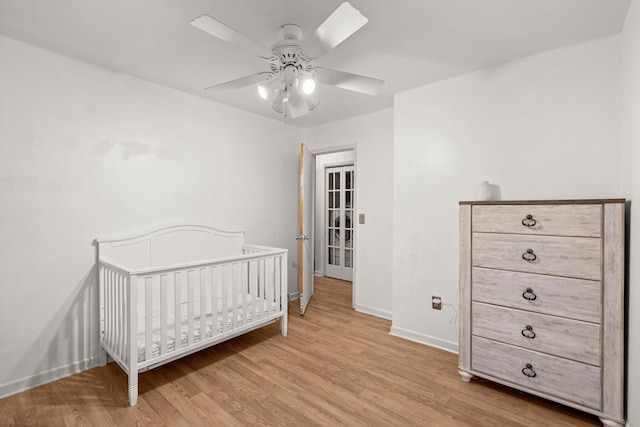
[432,296,442,310]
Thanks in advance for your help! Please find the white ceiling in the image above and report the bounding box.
[0,0,631,128]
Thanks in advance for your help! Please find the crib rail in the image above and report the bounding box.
[99,247,287,372]
[100,263,132,370]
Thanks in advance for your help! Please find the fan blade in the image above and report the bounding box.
[315,68,384,96]
[303,2,368,59]
[205,72,272,91]
[287,89,310,118]
[191,14,273,58]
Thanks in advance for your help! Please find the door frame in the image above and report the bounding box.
[316,158,354,278]
[307,144,358,310]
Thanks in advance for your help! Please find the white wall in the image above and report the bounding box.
[392,36,624,352]
[622,0,640,425]
[304,109,394,319]
[0,36,303,397]
[314,151,355,277]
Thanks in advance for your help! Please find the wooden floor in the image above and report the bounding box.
[1,277,601,426]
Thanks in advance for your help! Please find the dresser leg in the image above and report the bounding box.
[599,417,624,427]
[458,370,473,383]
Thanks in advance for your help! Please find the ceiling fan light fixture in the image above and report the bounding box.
[305,92,320,111]
[257,85,269,100]
[302,78,316,95]
[271,88,288,113]
[269,79,318,115]
[257,77,282,102]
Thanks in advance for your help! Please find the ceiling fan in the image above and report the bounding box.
[190,2,384,119]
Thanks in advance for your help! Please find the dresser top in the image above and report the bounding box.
[459,198,625,206]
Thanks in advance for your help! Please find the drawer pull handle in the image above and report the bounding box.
[522,363,537,378]
[521,214,537,227]
[522,249,537,262]
[522,288,537,301]
[521,325,536,339]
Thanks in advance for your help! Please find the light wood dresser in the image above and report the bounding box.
[458,199,625,427]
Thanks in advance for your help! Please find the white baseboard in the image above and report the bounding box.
[389,326,459,354]
[0,355,101,400]
[288,292,300,301]
[355,304,392,320]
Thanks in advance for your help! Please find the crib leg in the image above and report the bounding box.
[128,372,138,406]
[281,314,288,337]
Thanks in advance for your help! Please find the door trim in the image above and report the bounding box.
[306,144,358,311]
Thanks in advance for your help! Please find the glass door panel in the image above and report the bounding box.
[325,165,354,281]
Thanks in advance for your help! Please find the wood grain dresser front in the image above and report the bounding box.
[458,199,625,427]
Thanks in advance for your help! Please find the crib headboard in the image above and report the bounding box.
[97,224,246,270]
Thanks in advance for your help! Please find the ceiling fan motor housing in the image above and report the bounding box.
[269,24,313,78]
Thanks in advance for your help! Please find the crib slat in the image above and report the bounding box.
[114,271,120,357]
[187,270,195,346]
[211,266,218,336]
[241,261,248,326]
[114,272,120,360]
[112,270,118,355]
[278,257,283,313]
[111,271,116,356]
[271,256,277,312]
[249,260,257,322]
[199,268,206,340]
[206,267,213,336]
[174,272,181,350]
[231,263,238,329]
[258,259,265,318]
[266,257,274,314]
[102,267,107,347]
[105,269,109,346]
[160,274,167,356]
[105,269,112,352]
[145,277,153,362]
[275,255,281,312]
[118,272,126,360]
[124,272,130,360]
[115,272,121,359]
[123,272,129,361]
[221,264,228,333]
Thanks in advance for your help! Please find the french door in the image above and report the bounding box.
[325,165,354,281]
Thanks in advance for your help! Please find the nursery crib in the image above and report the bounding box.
[97,224,288,406]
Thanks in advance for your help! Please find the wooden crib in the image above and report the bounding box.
[97,224,288,406]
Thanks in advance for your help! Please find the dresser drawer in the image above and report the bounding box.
[472,337,601,410]
[472,204,602,237]
[472,302,601,365]
[472,233,602,281]
[472,268,602,323]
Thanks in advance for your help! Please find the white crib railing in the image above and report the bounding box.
[100,262,132,370]
[99,246,288,406]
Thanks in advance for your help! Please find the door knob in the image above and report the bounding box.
[296,235,310,241]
